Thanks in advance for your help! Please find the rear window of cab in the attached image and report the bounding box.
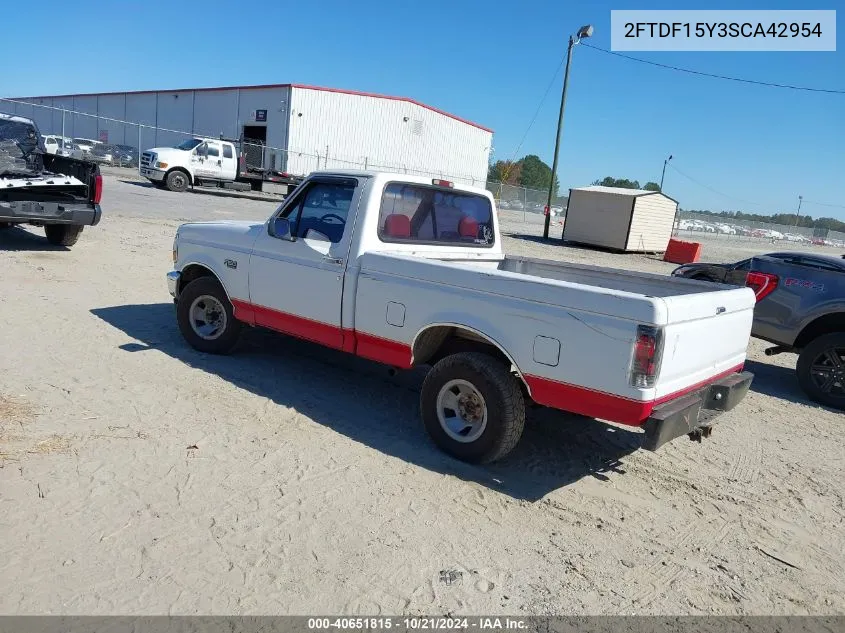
[378,182,494,247]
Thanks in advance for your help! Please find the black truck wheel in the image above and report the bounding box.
[45,224,84,246]
[165,169,190,193]
[176,277,241,354]
[420,352,525,463]
[797,332,845,410]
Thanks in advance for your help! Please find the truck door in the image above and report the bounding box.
[247,176,362,350]
[221,143,238,180]
[194,141,224,179]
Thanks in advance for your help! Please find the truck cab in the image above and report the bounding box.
[140,137,239,192]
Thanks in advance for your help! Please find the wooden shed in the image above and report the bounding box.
[561,186,679,253]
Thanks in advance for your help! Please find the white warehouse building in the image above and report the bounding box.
[6,83,493,184]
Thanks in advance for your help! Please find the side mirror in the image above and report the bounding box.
[271,217,295,241]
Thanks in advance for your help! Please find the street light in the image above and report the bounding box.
[543,23,594,239]
[794,195,803,226]
[660,154,673,191]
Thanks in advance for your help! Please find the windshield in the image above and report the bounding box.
[174,138,202,151]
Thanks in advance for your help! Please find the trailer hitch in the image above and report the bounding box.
[688,425,713,443]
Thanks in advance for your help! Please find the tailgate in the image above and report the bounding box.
[655,285,756,399]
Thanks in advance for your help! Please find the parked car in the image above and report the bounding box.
[110,144,138,167]
[41,135,71,155]
[72,137,102,157]
[89,145,115,165]
[56,140,85,160]
[672,252,845,409]
[165,171,756,463]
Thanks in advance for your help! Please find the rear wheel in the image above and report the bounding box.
[0,222,12,229]
[797,333,845,410]
[420,352,525,463]
[44,224,84,246]
[176,276,241,354]
[165,169,190,193]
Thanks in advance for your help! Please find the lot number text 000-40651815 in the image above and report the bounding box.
[610,10,836,51]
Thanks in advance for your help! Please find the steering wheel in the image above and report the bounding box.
[320,213,345,224]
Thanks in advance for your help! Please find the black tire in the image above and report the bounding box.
[165,169,190,193]
[420,352,525,463]
[176,276,241,354]
[796,332,845,410]
[0,222,12,229]
[44,224,84,246]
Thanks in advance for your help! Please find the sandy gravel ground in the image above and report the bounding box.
[1,173,843,615]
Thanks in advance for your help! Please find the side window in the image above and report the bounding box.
[223,144,233,159]
[45,137,57,145]
[279,181,356,244]
[378,183,494,247]
[206,143,220,158]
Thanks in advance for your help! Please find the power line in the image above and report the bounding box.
[803,199,845,210]
[500,55,567,181]
[666,163,771,208]
[580,42,845,94]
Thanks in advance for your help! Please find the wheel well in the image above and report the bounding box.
[794,313,845,349]
[178,264,218,295]
[412,326,530,395]
[166,167,192,185]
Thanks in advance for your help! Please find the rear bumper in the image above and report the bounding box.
[641,371,754,451]
[0,201,101,226]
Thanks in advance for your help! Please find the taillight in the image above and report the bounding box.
[93,174,103,204]
[745,271,778,302]
[432,179,454,188]
[630,325,663,388]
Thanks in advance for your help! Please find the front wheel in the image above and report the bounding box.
[176,277,241,354]
[420,352,526,463]
[165,169,190,193]
[796,333,845,410]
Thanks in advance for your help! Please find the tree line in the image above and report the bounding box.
[489,161,843,232]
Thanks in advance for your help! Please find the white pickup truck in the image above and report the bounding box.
[166,171,755,463]
[141,137,301,194]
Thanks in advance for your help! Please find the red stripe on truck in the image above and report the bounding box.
[228,299,743,426]
[230,299,412,367]
[525,363,745,426]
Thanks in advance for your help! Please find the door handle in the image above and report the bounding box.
[322,256,343,265]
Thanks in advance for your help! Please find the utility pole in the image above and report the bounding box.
[793,195,803,226]
[543,24,593,239]
[660,154,673,191]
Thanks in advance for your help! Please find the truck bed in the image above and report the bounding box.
[353,252,755,416]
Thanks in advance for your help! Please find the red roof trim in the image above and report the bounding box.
[12,83,493,133]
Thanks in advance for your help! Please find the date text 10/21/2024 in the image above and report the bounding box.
[307,617,528,630]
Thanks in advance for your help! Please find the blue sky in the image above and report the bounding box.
[4,0,843,218]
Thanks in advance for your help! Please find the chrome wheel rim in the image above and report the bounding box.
[436,379,488,443]
[171,173,186,189]
[189,295,227,340]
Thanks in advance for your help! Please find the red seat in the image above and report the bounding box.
[458,216,478,238]
[383,214,411,238]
